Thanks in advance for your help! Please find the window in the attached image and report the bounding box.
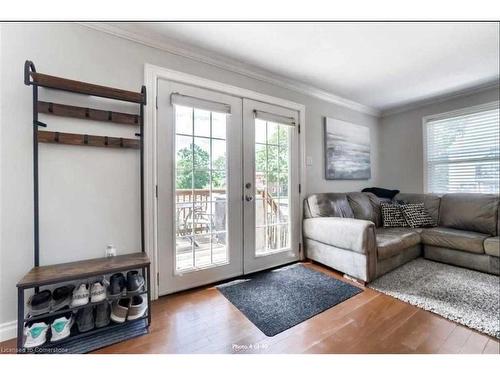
[423,102,499,194]
[172,99,230,271]
[254,118,291,255]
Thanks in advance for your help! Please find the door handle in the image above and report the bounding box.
[245,195,254,202]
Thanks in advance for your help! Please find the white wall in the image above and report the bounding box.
[379,87,500,193]
[0,22,380,334]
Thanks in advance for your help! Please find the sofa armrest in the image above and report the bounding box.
[303,217,376,254]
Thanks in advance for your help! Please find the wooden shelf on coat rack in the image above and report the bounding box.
[38,101,141,126]
[28,71,145,103]
[37,130,140,149]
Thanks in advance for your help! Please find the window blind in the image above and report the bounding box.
[171,93,231,114]
[254,110,296,126]
[424,103,499,194]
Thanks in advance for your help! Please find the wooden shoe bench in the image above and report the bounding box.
[16,61,151,353]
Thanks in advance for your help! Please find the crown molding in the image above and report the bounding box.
[381,80,500,117]
[79,22,381,117]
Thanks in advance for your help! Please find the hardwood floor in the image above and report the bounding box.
[1,262,498,354]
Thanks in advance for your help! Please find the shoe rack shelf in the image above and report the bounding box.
[16,61,151,354]
[19,253,151,323]
[18,253,151,289]
[36,318,147,353]
[24,287,149,323]
[39,318,149,353]
[23,286,149,323]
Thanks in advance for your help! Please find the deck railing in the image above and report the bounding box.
[175,188,285,237]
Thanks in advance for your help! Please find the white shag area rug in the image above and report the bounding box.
[369,258,500,338]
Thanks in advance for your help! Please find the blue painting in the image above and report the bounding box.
[325,117,371,180]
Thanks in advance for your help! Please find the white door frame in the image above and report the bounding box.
[144,63,306,300]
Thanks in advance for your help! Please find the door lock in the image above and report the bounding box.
[245,195,254,202]
[245,182,252,189]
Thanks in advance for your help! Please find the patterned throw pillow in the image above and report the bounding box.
[400,203,436,228]
[381,203,408,227]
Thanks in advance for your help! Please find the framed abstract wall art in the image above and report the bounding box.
[324,117,371,180]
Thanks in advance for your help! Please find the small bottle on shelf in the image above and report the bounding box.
[106,244,116,258]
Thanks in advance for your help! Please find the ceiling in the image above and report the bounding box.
[109,22,499,112]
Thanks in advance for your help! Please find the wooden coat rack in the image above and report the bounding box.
[16,61,151,353]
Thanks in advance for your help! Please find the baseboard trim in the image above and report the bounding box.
[0,320,17,342]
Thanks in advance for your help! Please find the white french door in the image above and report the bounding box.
[157,80,243,294]
[242,99,300,274]
[157,81,300,295]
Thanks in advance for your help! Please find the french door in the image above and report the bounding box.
[157,80,300,295]
[242,99,300,274]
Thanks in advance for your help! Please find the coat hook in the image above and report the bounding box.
[120,138,124,147]
[84,134,89,145]
[55,132,60,143]
[108,111,112,121]
[48,102,53,113]
[35,121,47,128]
[85,108,90,118]
[104,136,109,146]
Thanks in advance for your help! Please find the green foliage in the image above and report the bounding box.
[176,143,226,190]
[212,157,226,189]
[176,125,289,193]
[255,126,289,193]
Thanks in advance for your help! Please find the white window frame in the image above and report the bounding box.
[422,101,500,194]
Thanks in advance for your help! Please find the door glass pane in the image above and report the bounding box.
[212,236,228,264]
[194,109,211,137]
[174,105,229,272]
[255,119,267,144]
[266,224,289,251]
[175,105,193,136]
[255,120,292,256]
[212,112,226,139]
[193,137,210,170]
[212,139,226,171]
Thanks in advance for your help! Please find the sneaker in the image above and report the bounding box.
[76,306,94,332]
[108,273,126,298]
[50,313,74,342]
[71,284,89,307]
[110,298,130,323]
[90,281,106,303]
[27,290,51,316]
[127,295,148,321]
[23,322,48,348]
[126,270,145,294]
[95,302,111,328]
[51,285,75,312]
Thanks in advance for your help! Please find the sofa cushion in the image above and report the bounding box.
[394,193,441,224]
[400,203,436,228]
[439,193,499,236]
[484,237,499,257]
[381,203,408,227]
[304,193,354,219]
[376,227,421,260]
[421,227,489,254]
[303,217,375,254]
[347,192,382,227]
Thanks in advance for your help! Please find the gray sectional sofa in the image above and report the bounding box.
[303,192,500,283]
